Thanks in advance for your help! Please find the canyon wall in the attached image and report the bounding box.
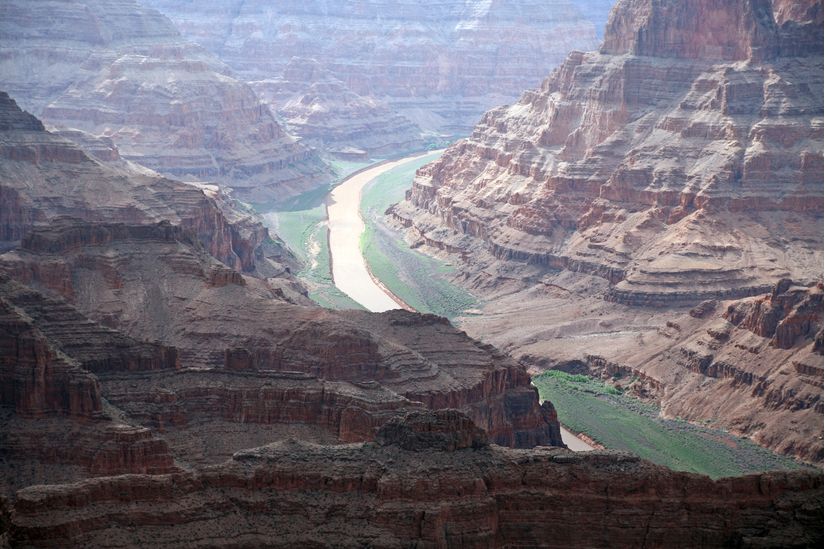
[250,58,424,159]
[0,0,331,203]
[142,0,611,144]
[391,0,823,461]
[0,92,297,281]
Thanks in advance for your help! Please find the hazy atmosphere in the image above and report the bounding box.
[0,0,823,546]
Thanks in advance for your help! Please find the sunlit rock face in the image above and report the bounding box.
[391,0,823,462]
[0,0,331,203]
[142,0,608,139]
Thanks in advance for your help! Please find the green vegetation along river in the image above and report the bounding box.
[261,153,809,473]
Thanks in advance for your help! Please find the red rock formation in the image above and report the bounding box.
[391,0,823,461]
[0,91,297,281]
[395,0,822,304]
[1,214,563,463]
[4,411,822,548]
[0,276,177,494]
[0,300,101,419]
[1,97,564,506]
[0,96,564,495]
[725,279,824,349]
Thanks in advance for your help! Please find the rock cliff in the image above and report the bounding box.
[250,58,424,159]
[0,0,331,202]
[0,91,297,281]
[1,219,562,457]
[142,0,609,139]
[391,0,823,461]
[4,411,822,548]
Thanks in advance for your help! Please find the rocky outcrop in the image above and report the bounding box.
[375,409,489,451]
[0,276,178,494]
[0,0,331,202]
[726,279,824,350]
[143,0,608,137]
[395,0,822,306]
[1,213,562,459]
[251,58,424,159]
[4,411,822,548]
[0,91,298,280]
[0,295,102,419]
[0,101,564,494]
[390,0,823,462]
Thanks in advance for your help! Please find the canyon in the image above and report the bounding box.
[0,0,330,203]
[0,92,562,496]
[142,0,612,154]
[391,0,824,463]
[0,0,822,546]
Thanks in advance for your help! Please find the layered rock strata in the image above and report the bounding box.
[4,411,823,548]
[0,275,178,495]
[250,58,424,159]
[1,219,562,455]
[0,0,330,202]
[390,0,823,461]
[0,91,298,282]
[0,97,563,499]
[143,0,608,137]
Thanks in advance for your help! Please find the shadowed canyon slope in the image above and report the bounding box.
[142,0,612,153]
[392,0,824,462]
[0,0,331,202]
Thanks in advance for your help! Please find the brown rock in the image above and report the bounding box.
[5,412,823,548]
[375,409,489,451]
[391,0,823,462]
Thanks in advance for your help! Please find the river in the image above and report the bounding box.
[327,151,436,312]
[327,151,594,452]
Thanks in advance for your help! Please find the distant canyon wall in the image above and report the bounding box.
[0,0,331,202]
[143,0,613,145]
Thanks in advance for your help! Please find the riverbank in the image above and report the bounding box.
[533,370,806,478]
